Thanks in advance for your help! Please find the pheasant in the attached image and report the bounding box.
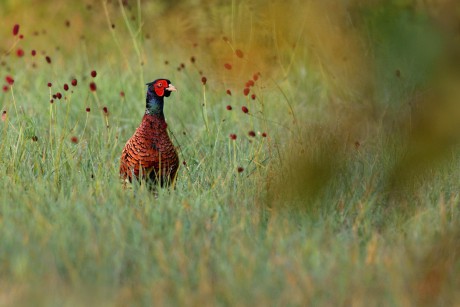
[119,79,179,187]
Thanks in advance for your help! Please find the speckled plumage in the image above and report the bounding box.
[119,79,179,187]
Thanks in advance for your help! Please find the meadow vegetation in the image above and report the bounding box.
[1,0,459,305]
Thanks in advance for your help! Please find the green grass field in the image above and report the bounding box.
[1,1,460,305]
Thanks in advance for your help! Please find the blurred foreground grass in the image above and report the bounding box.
[1,0,460,305]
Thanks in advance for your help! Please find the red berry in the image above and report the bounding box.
[229,134,237,140]
[251,94,256,100]
[91,70,97,78]
[241,106,249,113]
[89,82,97,91]
[31,50,36,56]
[63,83,69,91]
[47,82,52,87]
[71,79,77,86]
[226,105,232,110]
[243,88,250,96]
[70,136,79,144]
[56,92,62,99]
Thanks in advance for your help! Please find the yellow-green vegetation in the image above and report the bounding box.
[1,0,459,305]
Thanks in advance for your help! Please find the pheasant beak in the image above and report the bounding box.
[166,84,177,92]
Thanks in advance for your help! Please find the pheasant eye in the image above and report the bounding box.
[156,83,162,88]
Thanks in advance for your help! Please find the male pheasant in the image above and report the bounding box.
[119,79,179,187]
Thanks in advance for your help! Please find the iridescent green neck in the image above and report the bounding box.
[146,96,164,116]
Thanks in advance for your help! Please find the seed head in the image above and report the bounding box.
[45,56,51,64]
[2,86,8,92]
[226,89,232,96]
[102,106,108,114]
[70,136,79,144]
[63,83,69,91]
[12,24,20,36]
[86,107,90,112]
[224,63,232,70]
[16,48,24,57]
[229,133,237,140]
[201,76,207,85]
[248,131,256,137]
[47,82,52,87]
[243,88,250,96]
[71,79,77,86]
[226,105,232,111]
[1,111,6,121]
[31,50,36,56]
[262,132,267,138]
[237,167,244,173]
[251,94,256,100]
[89,82,97,91]
[241,106,249,113]
[56,92,62,99]
[190,56,196,63]
[91,70,97,78]
[5,76,14,85]
[235,49,244,58]
[120,91,125,97]
[354,141,360,149]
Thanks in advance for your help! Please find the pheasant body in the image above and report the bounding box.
[119,79,179,187]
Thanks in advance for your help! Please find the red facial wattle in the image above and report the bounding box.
[154,80,167,96]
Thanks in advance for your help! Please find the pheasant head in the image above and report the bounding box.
[145,79,176,115]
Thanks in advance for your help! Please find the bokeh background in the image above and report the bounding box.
[1,0,460,305]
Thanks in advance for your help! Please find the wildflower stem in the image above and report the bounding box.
[10,85,19,117]
[202,84,209,133]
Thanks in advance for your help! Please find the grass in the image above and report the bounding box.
[1,0,460,306]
